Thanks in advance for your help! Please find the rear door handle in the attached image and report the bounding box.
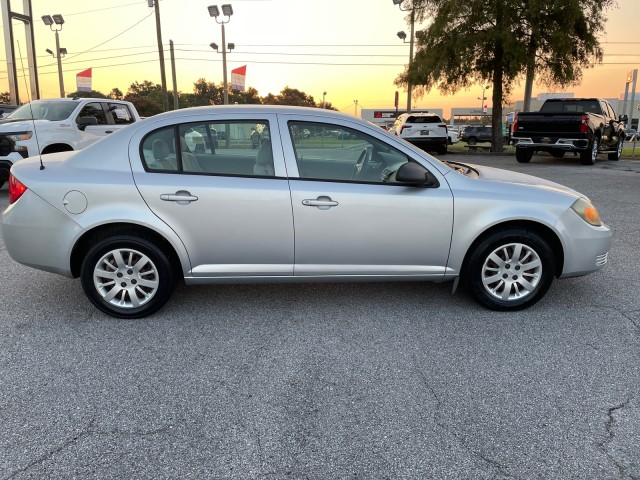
[302,196,338,210]
[160,191,198,205]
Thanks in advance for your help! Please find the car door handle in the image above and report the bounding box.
[302,196,338,209]
[105,130,113,134]
[160,192,198,204]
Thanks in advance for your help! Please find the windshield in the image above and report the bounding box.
[8,100,79,121]
[539,100,602,114]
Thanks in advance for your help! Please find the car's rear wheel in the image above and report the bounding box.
[580,137,599,165]
[608,137,623,161]
[437,143,447,155]
[515,148,533,163]
[467,137,478,145]
[466,229,555,311]
[80,235,176,318]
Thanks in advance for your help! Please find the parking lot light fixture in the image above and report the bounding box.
[221,4,233,16]
[397,31,407,41]
[42,14,66,98]
[208,4,234,105]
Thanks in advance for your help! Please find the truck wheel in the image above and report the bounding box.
[467,137,477,145]
[437,144,447,155]
[608,137,623,161]
[515,148,533,163]
[580,137,599,165]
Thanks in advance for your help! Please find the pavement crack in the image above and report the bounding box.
[2,419,180,479]
[411,360,514,479]
[597,397,634,479]
[3,417,96,480]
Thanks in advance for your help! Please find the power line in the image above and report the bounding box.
[62,10,154,59]
[65,1,144,17]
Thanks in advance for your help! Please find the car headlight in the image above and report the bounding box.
[6,132,33,142]
[571,197,602,226]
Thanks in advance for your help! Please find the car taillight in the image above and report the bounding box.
[400,125,411,135]
[512,114,519,132]
[439,124,447,132]
[8,174,27,204]
[579,114,589,133]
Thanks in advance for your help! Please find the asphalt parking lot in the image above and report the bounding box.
[1,153,639,479]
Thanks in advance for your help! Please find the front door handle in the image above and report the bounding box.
[160,191,198,205]
[302,196,338,210]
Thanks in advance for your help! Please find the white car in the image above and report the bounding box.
[448,130,459,145]
[390,112,448,155]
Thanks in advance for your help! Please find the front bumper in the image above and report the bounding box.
[555,207,612,278]
[1,189,81,277]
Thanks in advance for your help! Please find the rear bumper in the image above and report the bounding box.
[513,137,589,151]
[404,137,447,148]
[1,189,80,277]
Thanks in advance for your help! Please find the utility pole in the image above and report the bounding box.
[170,40,178,110]
[151,0,168,111]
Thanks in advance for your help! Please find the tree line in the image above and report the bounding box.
[0,80,336,118]
[397,0,616,151]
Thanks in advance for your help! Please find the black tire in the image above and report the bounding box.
[437,144,448,155]
[80,235,176,319]
[515,148,533,163]
[465,229,555,311]
[551,151,565,158]
[580,136,599,165]
[467,137,478,145]
[608,137,623,161]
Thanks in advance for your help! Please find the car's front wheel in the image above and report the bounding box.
[580,136,599,165]
[608,137,623,161]
[465,229,555,311]
[80,235,176,318]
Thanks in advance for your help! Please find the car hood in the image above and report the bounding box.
[0,119,51,130]
[470,163,583,199]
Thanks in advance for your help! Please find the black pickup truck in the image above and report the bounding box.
[511,98,627,165]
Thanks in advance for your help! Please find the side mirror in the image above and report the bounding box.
[395,162,440,187]
[77,116,98,131]
[619,114,628,122]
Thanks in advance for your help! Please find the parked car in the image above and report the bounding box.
[625,128,637,141]
[1,105,612,318]
[461,125,493,144]
[448,130,459,145]
[0,104,18,118]
[511,98,626,165]
[0,98,141,189]
[390,112,448,154]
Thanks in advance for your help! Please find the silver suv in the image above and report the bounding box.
[391,112,448,155]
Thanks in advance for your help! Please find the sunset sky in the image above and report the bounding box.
[1,0,639,117]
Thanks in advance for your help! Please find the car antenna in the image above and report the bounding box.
[16,41,44,170]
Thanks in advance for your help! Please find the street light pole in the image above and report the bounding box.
[54,30,64,98]
[208,4,234,105]
[322,91,327,108]
[477,85,489,123]
[42,14,66,98]
[394,0,421,114]
[221,22,229,105]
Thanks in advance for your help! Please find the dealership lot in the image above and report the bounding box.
[1,154,639,479]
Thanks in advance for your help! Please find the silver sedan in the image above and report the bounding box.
[1,106,612,318]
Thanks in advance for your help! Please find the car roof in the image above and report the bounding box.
[146,105,360,123]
